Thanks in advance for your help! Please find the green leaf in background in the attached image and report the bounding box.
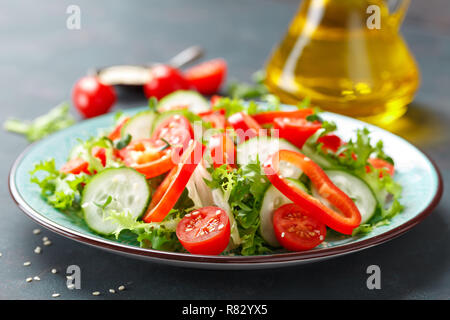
[226,70,269,100]
[4,102,75,142]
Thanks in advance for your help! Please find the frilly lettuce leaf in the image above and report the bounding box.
[30,158,88,211]
[105,209,183,251]
[207,161,272,255]
[69,136,122,173]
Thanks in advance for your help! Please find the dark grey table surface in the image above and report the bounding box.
[0,0,449,300]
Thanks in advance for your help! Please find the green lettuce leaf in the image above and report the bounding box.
[4,103,75,142]
[207,161,272,255]
[105,209,183,251]
[30,159,88,211]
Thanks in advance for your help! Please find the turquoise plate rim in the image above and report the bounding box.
[8,107,444,269]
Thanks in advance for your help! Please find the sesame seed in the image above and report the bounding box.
[0,252,2,257]
[23,261,31,266]
[34,246,42,254]
[43,240,52,246]
[281,232,286,238]
[118,285,125,291]
[33,229,41,235]
[52,293,60,298]
[92,291,100,296]
[215,210,222,215]
[109,289,115,294]
[42,236,48,242]
[51,268,58,274]
[67,284,75,290]
[33,276,40,281]
[26,277,33,283]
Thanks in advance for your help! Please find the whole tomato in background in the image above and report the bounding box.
[184,58,227,95]
[72,76,116,118]
[143,64,190,100]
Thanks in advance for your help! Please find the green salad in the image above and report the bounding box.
[29,90,403,256]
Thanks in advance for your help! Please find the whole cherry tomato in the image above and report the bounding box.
[72,76,116,118]
[143,64,190,100]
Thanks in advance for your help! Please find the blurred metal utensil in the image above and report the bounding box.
[95,45,204,86]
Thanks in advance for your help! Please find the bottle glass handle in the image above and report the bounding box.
[386,0,410,28]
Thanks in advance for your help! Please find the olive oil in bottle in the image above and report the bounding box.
[265,0,419,125]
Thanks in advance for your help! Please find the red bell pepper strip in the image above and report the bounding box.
[252,109,314,125]
[108,117,130,141]
[263,150,361,235]
[228,112,264,143]
[143,140,205,223]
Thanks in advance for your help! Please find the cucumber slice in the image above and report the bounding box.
[81,168,150,235]
[236,136,303,178]
[260,179,308,247]
[312,169,377,224]
[301,143,334,169]
[121,111,156,140]
[158,90,210,114]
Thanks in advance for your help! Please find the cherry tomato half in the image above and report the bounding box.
[72,76,116,118]
[184,59,227,95]
[119,139,174,179]
[151,114,193,156]
[143,64,190,100]
[273,203,326,251]
[176,206,230,255]
[273,117,322,149]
